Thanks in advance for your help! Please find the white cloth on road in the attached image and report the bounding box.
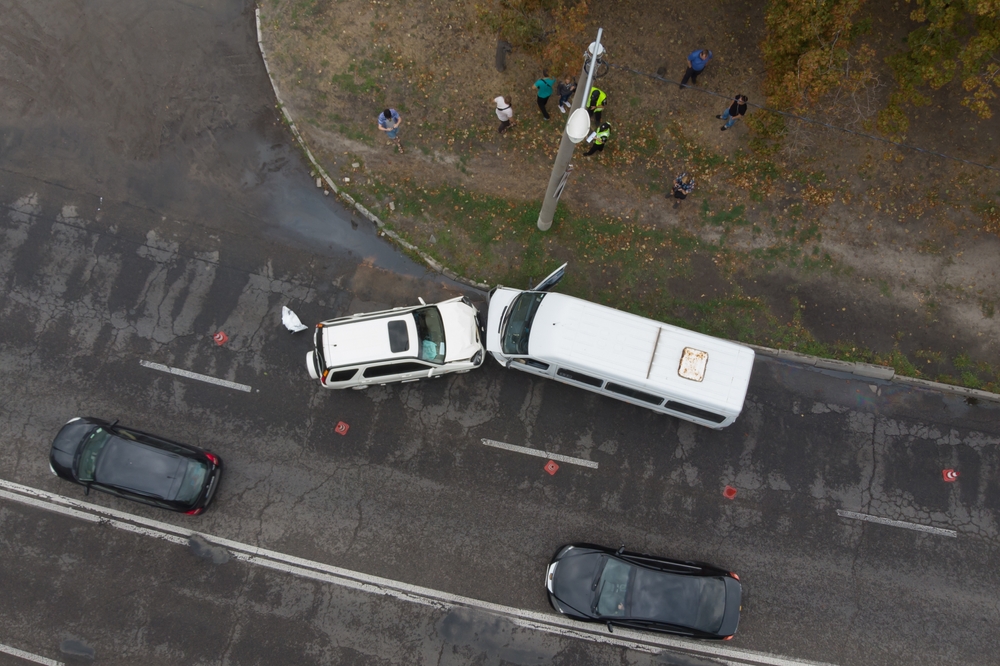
[281,306,308,333]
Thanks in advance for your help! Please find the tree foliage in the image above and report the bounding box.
[885,0,1000,129]
[761,0,873,112]
[475,0,590,75]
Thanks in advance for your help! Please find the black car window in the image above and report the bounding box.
[387,320,410,353]
[363,362,428,378]
[557,368,604,387]
[595,557,632,617]
[513,358,549,370]
[77,428,112,482]
[175,459,209,504]
[664,400,726,423]
[413,307,446,364]
[605,383,664,405]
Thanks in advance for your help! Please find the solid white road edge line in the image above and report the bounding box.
[0,642,65,666]
[835,510,957,538]
[139,360,252,393]
[480,438,599,469]
[0,478,836,666]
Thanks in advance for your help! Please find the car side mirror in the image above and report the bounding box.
[616,544,625,555]
[84,485,90,496]
[606,621,613,633]
[418,297,426,305]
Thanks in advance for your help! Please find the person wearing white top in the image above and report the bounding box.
[495,95,513,134]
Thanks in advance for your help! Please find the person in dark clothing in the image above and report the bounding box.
[680,49,713,89]
[557,76,577,114]
[671,172,695,207]
[717,94,748,131]
[533,70,556,119]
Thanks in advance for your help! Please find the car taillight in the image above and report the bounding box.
[723,635,734,641]
[321,369,329,383]
[729,572,740,581]
[204,453,220,466]
[185,507,204,516]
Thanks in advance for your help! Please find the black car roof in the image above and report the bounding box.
[95,436,190,500]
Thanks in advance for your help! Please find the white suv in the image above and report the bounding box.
[306,296,485,389]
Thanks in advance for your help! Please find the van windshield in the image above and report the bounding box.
[501,292,546,355]
[413,306,446,364]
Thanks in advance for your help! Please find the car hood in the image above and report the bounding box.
[550,547,602,618]
[49,418,96,477]
[718,575,742,637]
[437,300,483,362]
[484,287,520,354]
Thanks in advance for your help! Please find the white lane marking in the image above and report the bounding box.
[0,643,65,666]
[0,489,100,524]
[140,360,252,393]
[480,438,599,469]
[0,479,835,666]
[836,510,957,538]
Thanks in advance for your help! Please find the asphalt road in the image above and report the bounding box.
[1,1,999,665]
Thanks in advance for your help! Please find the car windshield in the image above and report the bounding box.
[594,557,632,617]
[175,459,209,504]
[500,292,546,355]
[413,306,446,364]
[77,428,112,481]
[630,569,728,633]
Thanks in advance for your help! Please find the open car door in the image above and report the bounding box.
[532,262,567,292]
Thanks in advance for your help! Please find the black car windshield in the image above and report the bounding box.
[594,557,632,617]
[630,569,727,633]
[77,427,112,482]
[175,459,209,504]
[413,307,446,364]
[500,292,546,355]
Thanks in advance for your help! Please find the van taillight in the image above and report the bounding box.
[321,369,329,383]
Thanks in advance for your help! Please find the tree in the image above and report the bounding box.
[885,0,1000,131]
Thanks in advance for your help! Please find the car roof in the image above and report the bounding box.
[629,567,727,632]
[94,436,190,500]
[319,311,420,368]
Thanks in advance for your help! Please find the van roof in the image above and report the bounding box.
[528,293,754,412]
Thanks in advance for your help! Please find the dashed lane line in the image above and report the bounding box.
[0,642,64,666]
[480,438,599,469]
[836,510,957,538]
[140,360,252,393]
[0,478,837,666]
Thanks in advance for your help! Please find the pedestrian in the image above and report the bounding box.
[671,172,695,207]
[717,94,748,131]
[557,75,577,114]
[532,70,556,119]
[377,108,403,153]
[680,49,713,89]
[584,122,611,156]
[495,95,513,134]
[585,87,607,125]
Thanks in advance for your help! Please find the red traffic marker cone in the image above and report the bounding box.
[942,469,959,482]
[723,485,738,499]
[335,421,350,436]
[213,331,229,346]
[544,460,559,476]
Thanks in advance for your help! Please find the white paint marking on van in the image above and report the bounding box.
[140,360,252,393]
[2,477,837,666]
[836,510,957,538]
[0,642,65,666]
[480,438,598,469]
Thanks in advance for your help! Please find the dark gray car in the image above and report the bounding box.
[545,543,742,639]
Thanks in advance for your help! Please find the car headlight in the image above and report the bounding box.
[472,350,484,366]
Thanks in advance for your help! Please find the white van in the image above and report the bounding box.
[485,265,755,429]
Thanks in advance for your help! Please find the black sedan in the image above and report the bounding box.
[545,543,742,640]
[49,417,222,515]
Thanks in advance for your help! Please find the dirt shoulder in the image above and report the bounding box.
[258,0,1000,392]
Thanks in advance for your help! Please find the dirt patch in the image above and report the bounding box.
[259,0,1000,390]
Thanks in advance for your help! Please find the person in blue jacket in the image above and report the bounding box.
[680,49,713,89]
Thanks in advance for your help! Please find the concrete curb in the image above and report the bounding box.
[254,8,489,291]
[255,8,998,405]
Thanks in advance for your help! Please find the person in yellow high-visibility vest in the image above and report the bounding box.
[586,88,607,125]
[585,122,611,156]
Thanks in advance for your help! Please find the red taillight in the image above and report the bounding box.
[321,369,329,383]
[729,572,740,581]
[204,453,220,466]
[723,635,734,641]
[185,507,204,516]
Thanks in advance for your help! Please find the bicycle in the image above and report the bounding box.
[583,43,609,79]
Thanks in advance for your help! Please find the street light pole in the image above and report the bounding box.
[537,28,603,231]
